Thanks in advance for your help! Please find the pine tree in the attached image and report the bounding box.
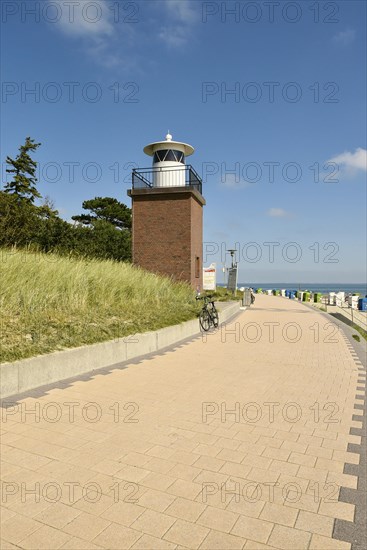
[72,197,132,230]
[5,137,42,203]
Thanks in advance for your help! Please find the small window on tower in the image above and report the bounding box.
[195,256,200,278]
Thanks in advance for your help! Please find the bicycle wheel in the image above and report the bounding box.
[199,309,211,331]
[211,307,219,328]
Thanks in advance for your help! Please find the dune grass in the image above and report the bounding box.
[207,286,244,302]
[0,248,200,363]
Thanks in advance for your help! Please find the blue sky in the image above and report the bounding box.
[1,0,366,283]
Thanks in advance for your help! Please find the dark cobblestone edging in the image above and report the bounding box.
[304,302,366,550]
[333,329,366,550]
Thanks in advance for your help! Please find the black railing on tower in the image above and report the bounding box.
[132,165,202,195]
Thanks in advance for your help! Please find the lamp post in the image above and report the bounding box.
[227,249,237,268]
[226,248,238,296]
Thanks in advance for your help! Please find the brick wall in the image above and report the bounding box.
[190,196,203,290]
[130,189,204,290]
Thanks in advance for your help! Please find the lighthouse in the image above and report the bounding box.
[128,133,205,290]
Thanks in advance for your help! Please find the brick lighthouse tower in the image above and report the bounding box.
[127,132,205,290]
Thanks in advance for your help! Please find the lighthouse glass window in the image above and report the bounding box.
[153,150,185,164]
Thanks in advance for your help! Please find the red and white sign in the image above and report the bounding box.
[203,263,216,290]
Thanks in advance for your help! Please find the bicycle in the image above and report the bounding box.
[196,294,219,331]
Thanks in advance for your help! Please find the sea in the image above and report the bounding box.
[235,283,367,295]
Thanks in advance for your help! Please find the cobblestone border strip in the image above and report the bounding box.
[333,330,366,550]
[299,300,366,550]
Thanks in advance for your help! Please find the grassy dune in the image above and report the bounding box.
[0,248,199,363]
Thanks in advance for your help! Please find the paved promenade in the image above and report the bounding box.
[1,295,365,549]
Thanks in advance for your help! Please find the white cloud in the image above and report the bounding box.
[158,26,188,48]
[159,0,198,48]
[165,0,198,24]
[49,0,136,68]
[51,0,114,38]
[267,208,292,218]
[332,28,356,46]
[327,148,367,176]
[49,0,198,65]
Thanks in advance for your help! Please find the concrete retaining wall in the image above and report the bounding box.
[0,301,241,399]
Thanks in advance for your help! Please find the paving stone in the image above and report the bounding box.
[216,437,243,450]
[101,500,146,526]
[63,512,111,541]
[327,470,358,490]
[119,453,152,468]
[318,500,355,522]
[268,459,299,477]
[140,472,176,492]
[306,445,333,459]
[267,524,311,549]
[262,446,291,462]
[193,470,229,486]
[0,507,17,524]
[92,523,142,549]
[60,536,103,549]
[135,489,176,513]
[197,505,238,532]
[165,497,206,522]
[35,502,82,528]
[288,452,316,467]
[168,462,202,482]
[316,457,346,473]
[247,467,280,484]
[259,502,298,527]
[243,541,276,549]
[295,510,334,536]
[91,459,124,476]
[219,461,252,479]
[231,515,273,544]
[192,455,226,472]
[72,493,116,517]
[226,496,266,518]
[18,524,71,549]
[146,446,176,460]
[169,450,201,466]
[114,465,151,483]
[195,485,235,510]
[131,533,177,549]
[192,444,221,458]
[0,539,22,550]
[0,515,42,545]
[130,509,176,538]
[216,447,247,464]
[199,529,246,549]
[309,533,352,549]
[163,518,210,548]
[167,478,203,500]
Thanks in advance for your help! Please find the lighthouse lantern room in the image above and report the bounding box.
[143,132,194,187]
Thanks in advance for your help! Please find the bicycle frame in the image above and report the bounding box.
[197,295,219,331]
